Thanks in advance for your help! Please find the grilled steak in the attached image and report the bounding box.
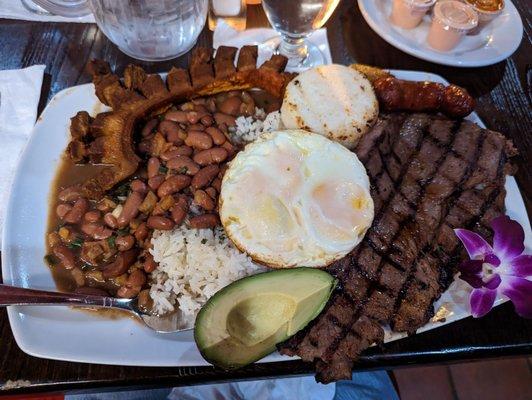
[279,113,516,383]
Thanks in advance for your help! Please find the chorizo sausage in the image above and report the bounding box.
[373,76,475,118]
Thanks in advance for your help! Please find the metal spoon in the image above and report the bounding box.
[0,284,193,333]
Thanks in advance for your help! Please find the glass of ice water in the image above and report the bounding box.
[21,0,91,17]
[262,0,340,69]
[87,0,208,61]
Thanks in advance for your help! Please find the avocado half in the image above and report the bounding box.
[194,268,336,370]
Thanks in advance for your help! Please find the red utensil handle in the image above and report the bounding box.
[0,284,113,307]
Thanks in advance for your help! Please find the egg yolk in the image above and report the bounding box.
[311,180,372,238]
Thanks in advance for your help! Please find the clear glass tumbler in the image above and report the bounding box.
[262,0,340,69]
[21,0,91,17]
[87,0,209,62]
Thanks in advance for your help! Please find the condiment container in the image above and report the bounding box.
[208,0,247,31]
[427,1,478,51]
[390,0,437,29]
[464,0,504,34]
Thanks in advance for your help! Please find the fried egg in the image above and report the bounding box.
[219,130,374,268]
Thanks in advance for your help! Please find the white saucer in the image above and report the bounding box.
[357,0,523,67]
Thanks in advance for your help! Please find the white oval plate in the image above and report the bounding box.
[357,0,523,67]
[2,70,530,366]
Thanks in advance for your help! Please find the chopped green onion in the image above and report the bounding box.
[117,228,130,236]
[67,237,83,249]
[159,165,168,174]
[178,166,188,174]
[107,235,116,248]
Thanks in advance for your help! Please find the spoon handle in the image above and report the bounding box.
[0,284,128,309]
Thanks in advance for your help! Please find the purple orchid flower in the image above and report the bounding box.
[454,216,531,319]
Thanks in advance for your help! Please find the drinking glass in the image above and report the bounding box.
[262,0,340,69]
[88,0,208,61]
[21,0,91,17]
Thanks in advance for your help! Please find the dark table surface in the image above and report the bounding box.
[0,0,530,395]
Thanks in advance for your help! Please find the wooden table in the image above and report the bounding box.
[0,1,530,395]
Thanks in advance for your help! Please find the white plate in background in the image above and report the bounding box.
[2,70,530,366]
[358,0,523,67]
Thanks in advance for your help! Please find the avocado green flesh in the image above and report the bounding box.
[194,268,336,369]
[202,322,289,369]
[226,293,296,346]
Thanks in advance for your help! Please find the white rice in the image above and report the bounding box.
[149,226,264,318]
[230,108,283,144]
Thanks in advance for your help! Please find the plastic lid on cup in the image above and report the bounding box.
[433,1,479,32]
[403,0,437,10]
[465,0,504,13]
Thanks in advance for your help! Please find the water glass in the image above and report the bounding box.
[88,0,208,62]
[262,0,340,69]
[21,0,91,17]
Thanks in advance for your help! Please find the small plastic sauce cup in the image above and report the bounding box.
[390,0,437,29]
[427,1,478,51]
[464,0,504,34]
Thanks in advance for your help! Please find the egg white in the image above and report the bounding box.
[219,129,374,268]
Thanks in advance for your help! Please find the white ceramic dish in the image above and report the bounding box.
[2,70,530,366]
[358,0,523,67]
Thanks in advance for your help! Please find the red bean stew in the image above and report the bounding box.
[46,90,281,313]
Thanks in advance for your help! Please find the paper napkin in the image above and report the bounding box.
[0,64,46,243]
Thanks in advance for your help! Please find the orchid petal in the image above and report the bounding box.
[459,259,483,274]
[508,255,532,278]
[454,229,494,260]
[484,253,501,267]
[500,276,532,319]
[459,272,484,288]
[484,274,501,290]
[491,216,525,262]
[470,288,497,318]
[458,260,484,288]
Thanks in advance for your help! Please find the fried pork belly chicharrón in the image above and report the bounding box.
[280,113,516,382]
[67,46,293,199]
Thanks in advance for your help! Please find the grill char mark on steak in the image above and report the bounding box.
[279,113,515,383]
